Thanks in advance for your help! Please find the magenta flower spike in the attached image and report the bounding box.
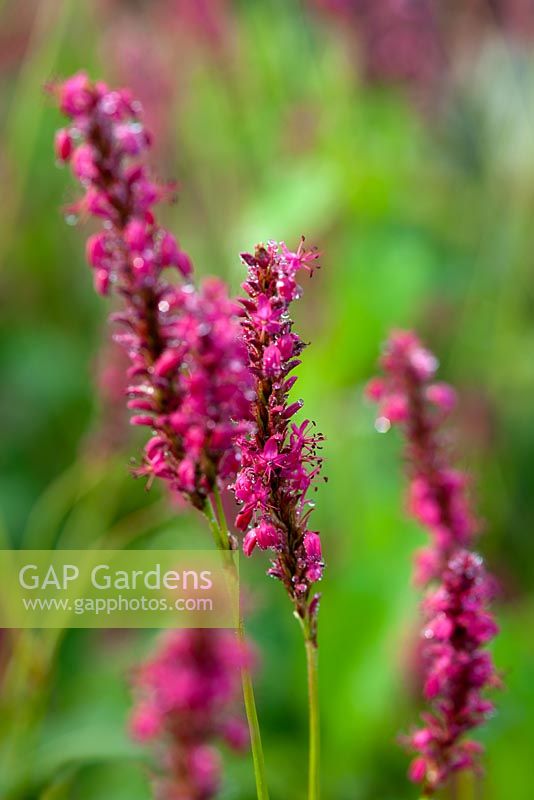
[51,72,252,510]
[368,330,500,795]
[366,330,476,584]
[51,73,269,800]
[233,240,325,643]
[406,550,499,793]
[232,240,324,800]
[130,629,253,800]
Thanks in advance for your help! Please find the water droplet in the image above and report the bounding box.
[64,213,78,226]
[375,416,391,434]
[158,300,170,313]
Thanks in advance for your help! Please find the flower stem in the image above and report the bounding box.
[304,635,320,800]
[204,488,270,800]
[238,622,270,800]
[213,485,229,540]
[205,497,227,551]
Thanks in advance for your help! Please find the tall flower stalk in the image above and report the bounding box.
[368,330,500,796]
[232,241,325,800]
[50,72,268,800]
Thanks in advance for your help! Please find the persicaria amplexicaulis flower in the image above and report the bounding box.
[232,240,325,643]
[366,330,476,584]
[368,330,500,794]
[130,629,252,800]
[51,72,253,510]
[406,550,499,793]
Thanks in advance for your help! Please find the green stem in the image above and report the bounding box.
[203,489,270,800]
[238,621,270,800]
[305,636,320,800]
[213,485,229,539]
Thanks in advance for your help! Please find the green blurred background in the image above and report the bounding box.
[1,1,534,798]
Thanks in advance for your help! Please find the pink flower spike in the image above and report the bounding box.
[130,629,253,799]
[370,330,500,793]
[231,240,325,643]
[370,330,477,575]
[53,73,254,510]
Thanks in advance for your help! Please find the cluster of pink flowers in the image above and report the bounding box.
[366,330,475,584]
[233,240,325,641]
[52,72,252,509]
[407,550,499,793]
[129,278,253,500]
[368,331,499,794]
[130,629,251,800]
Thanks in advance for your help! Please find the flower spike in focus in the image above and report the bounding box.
[232,240,324,644]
